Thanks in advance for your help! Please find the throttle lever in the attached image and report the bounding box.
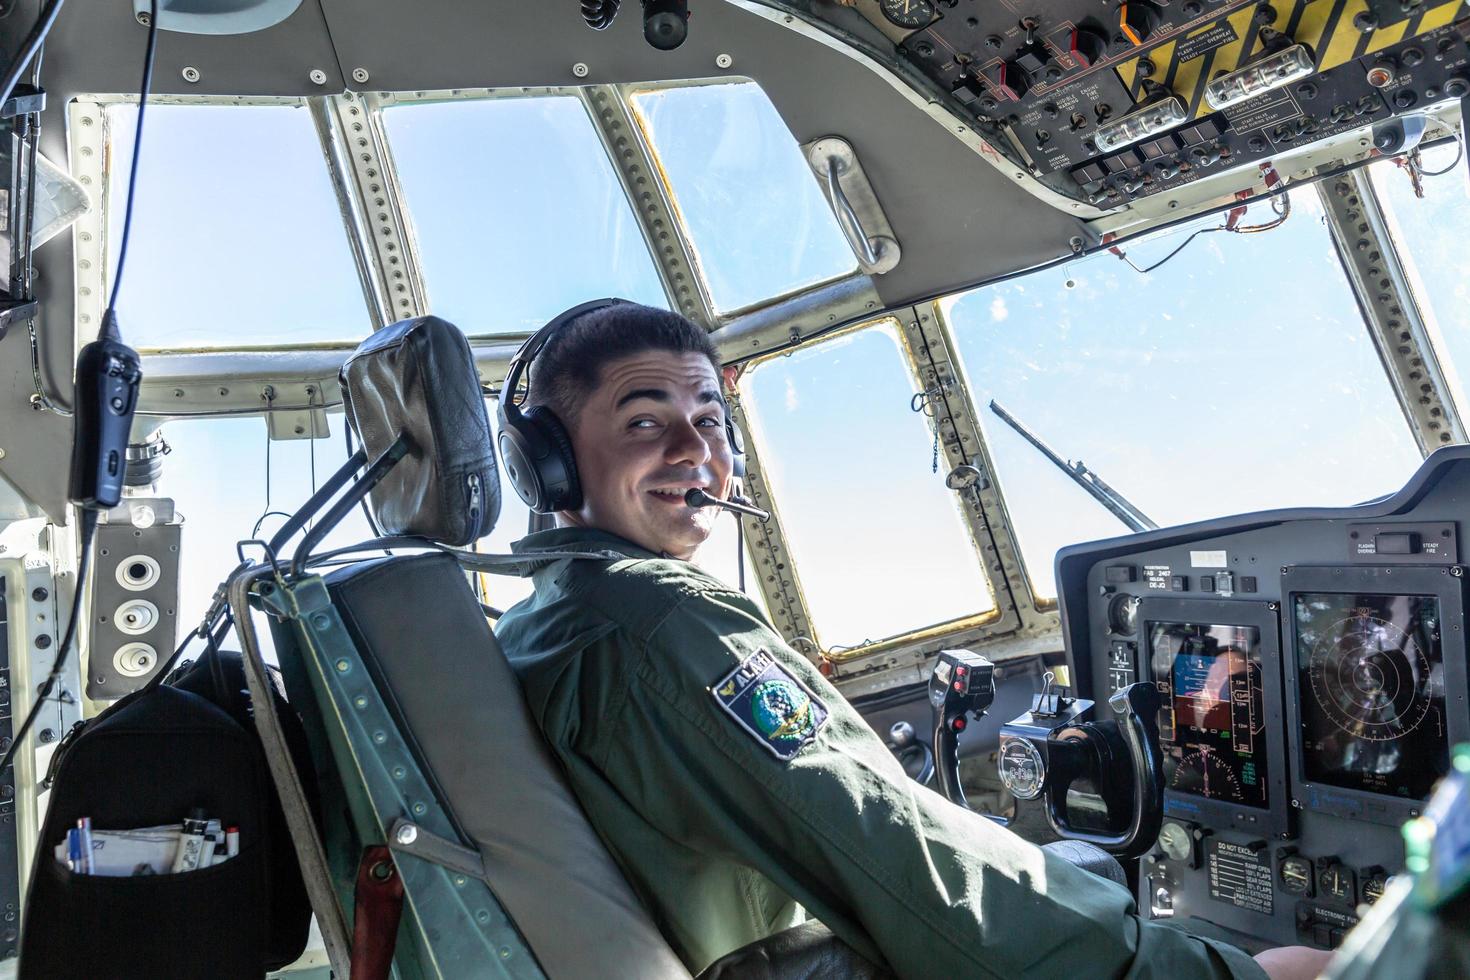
[929,650,996,812]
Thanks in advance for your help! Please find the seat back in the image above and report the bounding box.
[257,315,686,978]
[321,552,688,978]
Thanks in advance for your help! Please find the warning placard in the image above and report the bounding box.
[1208,840,1275,916]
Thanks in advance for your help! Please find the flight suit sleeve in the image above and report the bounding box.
[584,586,1268,980]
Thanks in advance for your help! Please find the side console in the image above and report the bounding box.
[1053,447,1470,951]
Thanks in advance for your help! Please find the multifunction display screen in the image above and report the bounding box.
[1149,622,1270,811]
[1293,593,1448,800]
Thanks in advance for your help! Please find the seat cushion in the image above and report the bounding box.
[326,552,688,979]
[696,922,895,980]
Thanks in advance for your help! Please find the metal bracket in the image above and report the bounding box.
[263,574,543,978]
[266,407,330,442]
[802,137,900,276]
[0,85,44,120]
[388,819,487,882]
[724,391,821,661]
[312,94,428,328]
[585,86,717,328]
[1318,173,1466,453]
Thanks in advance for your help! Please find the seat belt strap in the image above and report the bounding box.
[351,846,406,980]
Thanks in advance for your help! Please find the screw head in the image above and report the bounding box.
[181,66,201,83]
[38,728,56,744]
[31,588,47,602]
[716,53,734,69]
[572,62,590,78]
[394,823,418,846]
[352,67,370,84]
[135,10,150,25]
[309,69,328,85]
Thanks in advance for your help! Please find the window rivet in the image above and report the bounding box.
[182,66,201,83]
[309,69,328,85]
[572,62,591,78]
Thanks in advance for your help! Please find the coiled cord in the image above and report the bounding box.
[581,0,620,30]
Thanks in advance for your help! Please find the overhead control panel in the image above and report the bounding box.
[1053,446,1470,952]
[855,0,1469,205]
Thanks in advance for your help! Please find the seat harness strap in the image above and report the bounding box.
[351,845,406,980]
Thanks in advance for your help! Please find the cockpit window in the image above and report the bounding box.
[157,406,538,623]
[105,104,371,349]
[381,95,667,334]
[1369,142,1470,421]
[630,82,856,315]
[944,189,1423,602]
[740,320,996,652]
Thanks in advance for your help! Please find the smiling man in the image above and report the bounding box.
[493,301,1325,980]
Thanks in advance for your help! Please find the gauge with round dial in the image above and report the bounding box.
[1307,609,1435,741]
[878,0,938,30]
[1157,821,1193,863]
[1280,855,1313,896]
[1361,869,1389,905]
[1108,594,1140,635]
[1169,748,1244,803]
[1317,861,1356,904]
[997,737,1046,800]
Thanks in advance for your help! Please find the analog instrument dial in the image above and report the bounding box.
[1108,594,1140,635]
[1362,869,1389,905]
[1317,861,1356,904]
[1280,855,1313,896]
[879,0,938,30]
[998,737,1046,800]
[1157,821,1193,863]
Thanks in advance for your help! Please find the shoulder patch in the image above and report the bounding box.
[711,649,828,762]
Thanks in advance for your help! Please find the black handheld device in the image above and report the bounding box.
[68,309,142,510]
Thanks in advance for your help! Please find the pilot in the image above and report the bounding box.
[494,300,1329,979]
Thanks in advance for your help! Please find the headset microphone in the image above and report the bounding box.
[68,310,141,509]
[684,488,770,522]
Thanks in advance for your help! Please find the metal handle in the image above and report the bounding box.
[825,157,881,269]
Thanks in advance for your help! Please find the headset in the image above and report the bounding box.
[497,298,747,514]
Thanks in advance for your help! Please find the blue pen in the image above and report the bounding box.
[78,817,95,874]
[67,828,82,873]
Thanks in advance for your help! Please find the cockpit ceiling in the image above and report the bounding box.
[30,0,1469,306]
[34,0,1080,310]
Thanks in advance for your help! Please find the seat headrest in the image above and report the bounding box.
[339,316,501,546]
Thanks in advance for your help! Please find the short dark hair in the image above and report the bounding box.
[527,302,722,423]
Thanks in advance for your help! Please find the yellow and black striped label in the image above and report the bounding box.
[1113,0,1465,119]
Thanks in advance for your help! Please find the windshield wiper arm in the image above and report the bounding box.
[987,400,1158,533]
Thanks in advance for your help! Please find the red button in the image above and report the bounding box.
[956,666,968,677]
[952,717,967,731]
[953,681,964,692]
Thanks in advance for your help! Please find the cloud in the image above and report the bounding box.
[990,295,1009,323]
[784,376,800,412]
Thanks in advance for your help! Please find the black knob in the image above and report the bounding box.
[1446,75,1470,98]
[1069,26,1110,67]
[1118,1,1159,45]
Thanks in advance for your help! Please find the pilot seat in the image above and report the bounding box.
[230,315,891,979]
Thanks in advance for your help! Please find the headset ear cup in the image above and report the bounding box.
[524,405,582,513]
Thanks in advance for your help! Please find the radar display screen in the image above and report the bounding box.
[1149,622,1269,810]
[1294,593,1448,800]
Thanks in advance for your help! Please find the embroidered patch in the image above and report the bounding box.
[711,649,828,761]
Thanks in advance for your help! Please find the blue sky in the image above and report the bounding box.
[114,85,1457,650]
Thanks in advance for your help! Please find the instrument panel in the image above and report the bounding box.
[842,0,1470,205]
[1055,447,1470,951]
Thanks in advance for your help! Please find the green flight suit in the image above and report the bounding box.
[494,526,1266,980]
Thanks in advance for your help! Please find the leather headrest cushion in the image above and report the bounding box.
[339,316,501,546]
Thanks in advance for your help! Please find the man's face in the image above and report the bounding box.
[562,350,734,560]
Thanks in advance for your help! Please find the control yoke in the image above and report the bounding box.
[928,651,1166,859]
[1042,682,1165,860]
